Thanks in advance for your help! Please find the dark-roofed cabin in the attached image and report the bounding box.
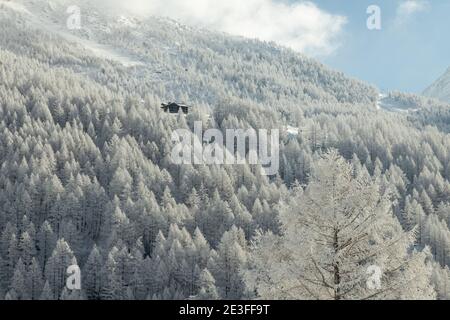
[161,102,190,115]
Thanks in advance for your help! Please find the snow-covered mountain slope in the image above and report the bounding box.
[2,0,450,302]
[0,0,379,110]
[423,68,450,103]
[1,0,143,67]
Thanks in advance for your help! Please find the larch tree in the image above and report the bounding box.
[193,268,219,300]
[2,4,450,301]
[83,245,103,300]
[37,221,57,271]
[209,226,248,299]
[9,259,28,300]
[28,258,44,300]
[39,281,54,300]
[244,151,436,300]
[44,239,77,300]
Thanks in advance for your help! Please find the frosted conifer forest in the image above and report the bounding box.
[1,0,450,301]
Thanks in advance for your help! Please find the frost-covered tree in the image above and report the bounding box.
[9,259,29,300]
[209,226,248,299]
[44,240,77,300]
[29,258,44,300]
[245,151,436,300]
[39,281,54,301]
[37,221,57,271]
[83,245,103,300]
[193,269,219,300]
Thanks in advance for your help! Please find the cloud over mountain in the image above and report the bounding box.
[106,0,346,56]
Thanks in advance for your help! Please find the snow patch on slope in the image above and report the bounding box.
[1,0,143,67]
[376,93,419,113]
[56,32,144,67]
[0,0,30,13]
[286,126,299,137]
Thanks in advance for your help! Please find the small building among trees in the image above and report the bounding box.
[161,102,190,114]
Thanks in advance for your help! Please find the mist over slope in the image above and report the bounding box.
[1,0,450,300]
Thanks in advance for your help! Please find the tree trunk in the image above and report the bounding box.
[333,229,341,300]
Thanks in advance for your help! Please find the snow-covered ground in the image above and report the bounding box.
[376,93,419,113]
[58,34,144,67]
[286,125,299,137]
